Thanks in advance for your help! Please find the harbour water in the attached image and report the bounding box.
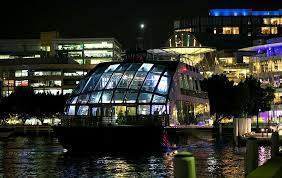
[0,131,271,178]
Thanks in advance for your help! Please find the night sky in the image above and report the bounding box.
[0,0,281,49]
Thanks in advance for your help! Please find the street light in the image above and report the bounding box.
[140,23,145,29]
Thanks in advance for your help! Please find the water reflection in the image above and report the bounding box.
[0,132,273,177]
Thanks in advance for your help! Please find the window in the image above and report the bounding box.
[101,90,113,103]
[84,50,113,58]
[130,72,147,89]
[223,27,239,34]
[261,27,278,34]
[156,76,171,94]
[127,107,136,116]
[151,105,166,115]
[118,71,135,88]
[264,18,282,25]
[67,106,76,115]
[83,75,101,92]
[77,94,90,104]
[64,71,85,76]
[77,106,89,116]
[142,73,161,92]
[84,42,113,49]
[138,105,150,115]
[89,91,102,103]
[112,90,126,103]
[15,80,28,87]
[124,91,138,103]
[138,93,153,103]
[58,44,83,50]
[68,51,82,58]
[138,63,154,72]
[106,73,123,89]
[152,95,167,103]
[15,70,28,77]
[94,73,112,90]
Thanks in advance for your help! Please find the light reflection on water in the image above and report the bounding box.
[0,133,272,177]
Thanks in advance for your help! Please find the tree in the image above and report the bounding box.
[201,74,235,124]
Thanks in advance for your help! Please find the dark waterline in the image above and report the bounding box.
[0,132,271,177]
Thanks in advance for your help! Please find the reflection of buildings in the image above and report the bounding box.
[64,50,209,126]
[0,32,122,96]
[172,9,282,83]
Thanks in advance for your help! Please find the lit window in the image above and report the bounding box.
[15,70,28,77]
[84,50,113,58]
[101,90,113,103]
[84,42,113,49]
[112,89,126,103]
[77,94,90,104]
[152,95,167,103]
[127,107,136,116]
[138,93,153,103]
[67,106,76,115]
[124,91,138,103]
[142,73,161,92]
[156,76,171,94]
[138,63,154,72]
[130,72,147,90]
[223,27,239,34]
[138,105,150,115]
[89,91,102,103]
[151,105,166,115]
[15,80,28,87]
[118,71,135,88]
[77,106,89,116]
[106,73,123,89]
[261,27,278,34]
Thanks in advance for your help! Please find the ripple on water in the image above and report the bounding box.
[0,134,273,177]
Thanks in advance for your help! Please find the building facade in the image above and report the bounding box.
[0,32,122,96]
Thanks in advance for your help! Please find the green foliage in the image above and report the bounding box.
[0,86,69,122]
[201,75,275,122]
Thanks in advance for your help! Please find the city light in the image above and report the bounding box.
[140,23,145,29]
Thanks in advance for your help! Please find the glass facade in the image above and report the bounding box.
[65,62,176,125]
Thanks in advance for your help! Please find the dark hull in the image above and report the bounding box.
[53,125,166,153]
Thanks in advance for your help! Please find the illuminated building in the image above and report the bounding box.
[241,37,282,122]
[162,31,217,77]
[0,32,122,96]
[64,50,210,127]
[174,9,282,49]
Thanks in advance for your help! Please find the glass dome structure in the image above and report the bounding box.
[65,61,178,125]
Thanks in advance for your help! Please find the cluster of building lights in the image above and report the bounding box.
[210,9,282,17]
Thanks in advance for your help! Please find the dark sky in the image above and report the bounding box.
[0,0,281,49]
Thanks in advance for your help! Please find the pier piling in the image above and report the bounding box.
[174,152,196,178]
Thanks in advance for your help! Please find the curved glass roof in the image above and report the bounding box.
[66,62,177,107]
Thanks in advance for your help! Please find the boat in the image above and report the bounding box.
[53,50,210,152]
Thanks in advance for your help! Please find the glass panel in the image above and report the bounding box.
[152,95,167,103]
[138,63,153,72]
[89,91,102,103]
[130,72,147,90]
[138,105,150,115]
[151,65,165,74]
[138,93,153,103]
[94,73,112,90]
[101,90,113,103]
[82,75,101,92]
[118,71,135,88]
[72,76,90,95]
[112,89,126,103]
[141,73,161,92]
[115,63,131,72]
[126,63,142,71]
[92,107,102,116]
[104,64,119,73]
[106,72,123,89]
[71,96,78,104]
[67,105,76,115]
[124,91,138,103]
[77,94,90,104]
[156,76,171,95]
[77,106,89,116]
[151,105,166,115]
[127,107,136,116]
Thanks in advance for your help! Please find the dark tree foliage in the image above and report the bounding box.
[0,87,69,123]
[201,75,275,123]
